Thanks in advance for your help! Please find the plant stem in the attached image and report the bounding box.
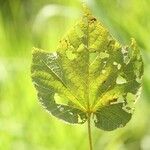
[87,113,93,150]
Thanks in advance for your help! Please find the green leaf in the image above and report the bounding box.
[94,103,132,131]
[31,5,143,130]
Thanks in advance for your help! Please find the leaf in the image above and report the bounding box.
[31,5,143,130]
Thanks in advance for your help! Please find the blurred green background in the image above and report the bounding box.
[0,0,150,150]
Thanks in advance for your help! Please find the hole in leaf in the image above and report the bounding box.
[117,95,124,103]
[136,77,142,83]
[123,55,130,64]
[102,70,106,74]
[126,92,136,103]
[69,112,74,115]
[121,47,128,54]
[117,64,121,70]
[122,93,136,113]
[123,106,135,114]
[54,93,68,105]
[59,107,64,112]
[93,114,98,123]
[116,75,127,84]
[113,61,118,65]
[78,115,85,123]
[119,124,123,128]
[136,87,142,100]
[113,62,121,70]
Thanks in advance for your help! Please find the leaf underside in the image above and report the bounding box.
[31,5,143,131]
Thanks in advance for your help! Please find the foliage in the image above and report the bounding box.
[1,0,149,150]
[31,5,143,131]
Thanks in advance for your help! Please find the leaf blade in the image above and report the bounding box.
[31,5,143,129]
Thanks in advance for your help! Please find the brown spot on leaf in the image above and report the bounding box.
[90,17,97,22]
[109,98,118,104]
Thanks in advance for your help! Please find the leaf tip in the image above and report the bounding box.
[82,3,92,16]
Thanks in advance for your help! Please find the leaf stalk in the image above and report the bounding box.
[87,113,93,150]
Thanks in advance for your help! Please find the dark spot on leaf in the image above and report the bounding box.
[90,17,97,21]
[103,80,106,84]
[125,106,131,110]
[107,40,113,47]
[109,98,117,104]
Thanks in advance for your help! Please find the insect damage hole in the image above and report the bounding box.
[116,75,127,84]
[54,93,68,105]
[113,61,122,70]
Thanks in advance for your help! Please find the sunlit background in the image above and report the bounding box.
[0,0,150,150]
